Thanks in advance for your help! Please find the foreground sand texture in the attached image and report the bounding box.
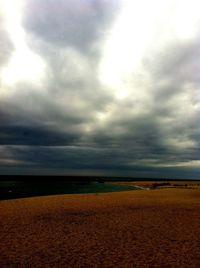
[1,188,200,267]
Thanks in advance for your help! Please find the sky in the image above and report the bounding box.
[0,0,200,178]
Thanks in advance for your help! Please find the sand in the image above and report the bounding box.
[1,188,200,267]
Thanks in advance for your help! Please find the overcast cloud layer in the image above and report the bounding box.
[0,0,200,178]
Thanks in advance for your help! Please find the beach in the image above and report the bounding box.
[1,187,200,267]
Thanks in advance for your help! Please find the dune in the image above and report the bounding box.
[1,188,200,267]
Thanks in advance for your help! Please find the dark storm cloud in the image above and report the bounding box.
[0,144,199,178]
[0,0,200,178]
[149,39,200,150]
[0,86,95,126]
[0,125,80,146]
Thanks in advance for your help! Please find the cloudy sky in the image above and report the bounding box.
[0,0,200,178]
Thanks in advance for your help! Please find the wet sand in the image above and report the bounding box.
[1,188,200,267]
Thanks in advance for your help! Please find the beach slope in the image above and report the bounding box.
[1,188,200,267]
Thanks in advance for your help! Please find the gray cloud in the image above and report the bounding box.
[24,0,119,53]
[0,0,200,178]
[0,11,13,68]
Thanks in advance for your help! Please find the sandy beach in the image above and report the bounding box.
[1,187,200,267]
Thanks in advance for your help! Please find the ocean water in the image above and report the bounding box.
[0,181,138,200]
